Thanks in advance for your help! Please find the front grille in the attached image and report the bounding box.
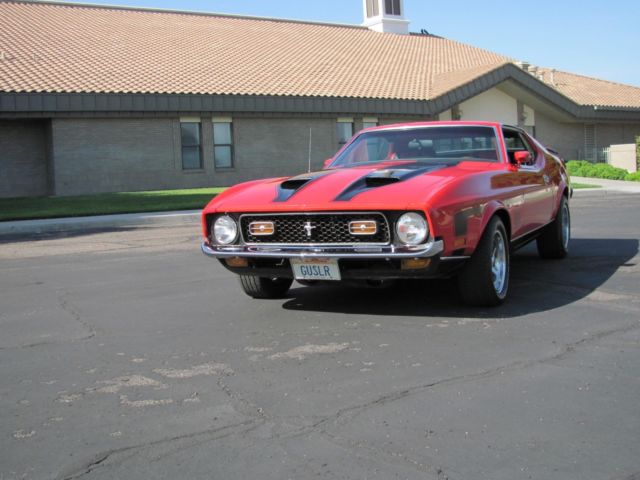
[240,213,390,245]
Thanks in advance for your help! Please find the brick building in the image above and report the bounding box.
[1,0,639,198]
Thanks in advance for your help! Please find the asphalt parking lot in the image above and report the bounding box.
[1,193,639,480]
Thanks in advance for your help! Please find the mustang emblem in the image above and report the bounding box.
[303,221,317,238]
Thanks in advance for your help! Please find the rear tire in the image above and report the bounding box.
[537,196,570,259]
[457,216,510,307]
[239,275,293,299]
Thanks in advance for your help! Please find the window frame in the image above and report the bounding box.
[213,117,234,169]
[180,119,203,171]
[337,118,354,146]
[385,0,401,16]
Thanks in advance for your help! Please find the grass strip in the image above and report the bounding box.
[0,187,226,222]
[572,183,601,189]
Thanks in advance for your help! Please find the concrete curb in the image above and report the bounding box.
[571,176,640,194]
[0,210,200,237]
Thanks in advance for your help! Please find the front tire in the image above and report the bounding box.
[537,196,570,259]
[239,275,293,299]
[457,216,510,307]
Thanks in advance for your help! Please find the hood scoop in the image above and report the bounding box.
[364,169,406,187]
[274,170,335,202]
[335,164,448,202]
[280,178,312,190]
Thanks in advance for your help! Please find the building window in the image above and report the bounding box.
[385,0,401,15]
[362,117,379,130]
[180,120,202,170]
[213,117,234,168]
[337,118,354,145]
[584,124,596,162]
[366,0,379,17]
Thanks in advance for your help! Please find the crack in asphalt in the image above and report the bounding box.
[0,291,98,351]
[55,419,262,480]
[281,317,640,442]
[314,428,453,480]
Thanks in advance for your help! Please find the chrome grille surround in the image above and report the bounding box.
[239,212,390,246]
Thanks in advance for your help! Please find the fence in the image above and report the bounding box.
[578,147,610,163]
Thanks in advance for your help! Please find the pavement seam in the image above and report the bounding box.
[55,419,262,480]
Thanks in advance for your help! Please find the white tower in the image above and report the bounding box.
[362,0,410,34]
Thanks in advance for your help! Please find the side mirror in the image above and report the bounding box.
[513,151,532,166]
[323,158,333,169]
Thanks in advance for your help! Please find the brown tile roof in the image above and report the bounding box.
[1,1,638,110]
[537,68,640,108]
[0,1,508,100]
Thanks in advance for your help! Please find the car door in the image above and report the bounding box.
[503,128,554,235]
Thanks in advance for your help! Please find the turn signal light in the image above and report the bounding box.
[226,257,249,268]
[349,220,377,235]
[249,221,275,236]
[401,258,431,270]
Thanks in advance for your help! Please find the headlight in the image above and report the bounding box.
[213,215,238,245]
[396,213,428,245]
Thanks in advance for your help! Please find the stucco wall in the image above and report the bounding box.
[0,120,49,198]
[459,88,518,125]
[609,144,637,173]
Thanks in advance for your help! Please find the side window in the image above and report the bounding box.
[503,128,536,165]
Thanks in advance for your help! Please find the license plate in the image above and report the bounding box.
[290,258,341,281]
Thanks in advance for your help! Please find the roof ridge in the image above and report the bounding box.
[6,0,367,30]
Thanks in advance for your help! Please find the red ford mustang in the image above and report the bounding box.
[201,121,571,306]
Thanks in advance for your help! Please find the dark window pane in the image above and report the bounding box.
[180,122,200,147]
[385,0,392,14]
[393,0,400,14]
[214,146,233,168]
[213,122,232,145]
[182,146,202,169]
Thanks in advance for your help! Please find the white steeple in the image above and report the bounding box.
[362,0,410,35]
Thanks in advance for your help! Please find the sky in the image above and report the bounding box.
[62,0,640,87]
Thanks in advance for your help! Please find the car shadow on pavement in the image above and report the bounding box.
[282,238,639,318]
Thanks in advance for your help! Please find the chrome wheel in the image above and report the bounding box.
[491,230,507,294]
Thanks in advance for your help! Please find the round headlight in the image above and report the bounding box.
[213,215,238,245]
[396,213,428,246]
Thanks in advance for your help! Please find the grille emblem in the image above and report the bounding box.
[303,221,317,238]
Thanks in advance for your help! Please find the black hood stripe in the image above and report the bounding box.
[334,163,449,202]
[273,170,336,202]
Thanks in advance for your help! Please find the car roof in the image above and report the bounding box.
[363,121,505,132]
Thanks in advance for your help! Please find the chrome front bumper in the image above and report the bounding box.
[201,239,444,260]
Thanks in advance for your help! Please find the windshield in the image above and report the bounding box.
[331,125,500,167]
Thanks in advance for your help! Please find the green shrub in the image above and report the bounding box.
[624,171,640,182]
[636,136,640,171]
[566,160,628,180]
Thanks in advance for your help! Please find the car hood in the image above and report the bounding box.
[207,161,498,213]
